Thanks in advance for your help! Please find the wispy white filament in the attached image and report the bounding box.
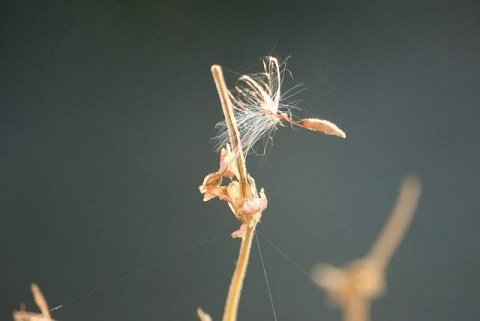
[214,57,303,156]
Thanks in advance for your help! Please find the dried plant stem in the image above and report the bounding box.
[211,65,248,197]
[222,225,255,321]
[344,297,369,321]
[368,174,422,269]
[211,65,257,321]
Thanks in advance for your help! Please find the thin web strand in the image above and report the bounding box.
[257,231,312,281]
[255,231,278,321]
[48,234,231,313]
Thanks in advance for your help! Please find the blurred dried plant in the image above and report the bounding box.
[197,307,213,321]
[13,284,55,321]
[311,174,422,321]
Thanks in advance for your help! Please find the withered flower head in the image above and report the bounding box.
[199,144,267,238]
[311,259,386,306]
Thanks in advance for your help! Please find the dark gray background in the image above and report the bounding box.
[2,1,479,320]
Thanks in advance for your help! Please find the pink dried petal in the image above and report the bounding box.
[241,197,268,214]
[199,172,222,194]
[203,186,231,202]
[203,190,220,201]
[236,190,267,226]
[226,181,241,203]
[220,145,238,178]
[240,188,268,215]
[231,224,247,239]
[200,173,229,202]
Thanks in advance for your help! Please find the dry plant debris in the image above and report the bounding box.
[214,57,345,157]
[13,283,55,321]
[199,56,345,321]
[311,174,422,321]
[199,143,267,238]
[197,307,213,321]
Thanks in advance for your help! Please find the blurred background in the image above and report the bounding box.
[2,1,480,320]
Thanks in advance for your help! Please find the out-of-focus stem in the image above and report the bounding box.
[31,283,51,319]
[344,297,369,321]
[211,65,248,198]
[368,174,422,269]
[222,225,255,321]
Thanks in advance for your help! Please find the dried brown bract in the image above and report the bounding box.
[199,144,267,238]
